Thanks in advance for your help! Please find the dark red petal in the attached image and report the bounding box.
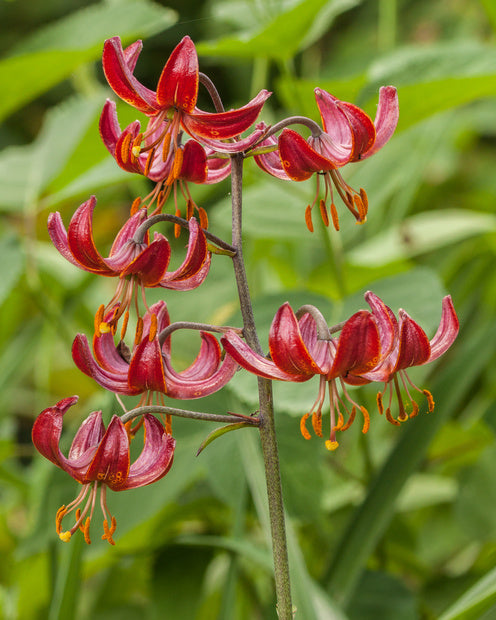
[362,86,399,159]
[179,140,208,183]
[364,291,398,358]
[32,396,79,469]
[329,311,380,379]
[394,311,431,371]
[121,235,172,286]
[102,37,158,114]
[427,295,459,362]
[182,90,271,141]
[336,100,376,161]
[128,337,168,394]
[67,197,115,275]
[84,416,130,489]
[221,331,308,382]
[68,410,105,460]
[124,416,175,489]
[160,218,208,284]
[156,36,198,112]
[47,212,84,270]
[99,99,121,155]
[268,303,325,377]
[278,129,334,180]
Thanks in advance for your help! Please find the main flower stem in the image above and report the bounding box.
[230,154,293,619]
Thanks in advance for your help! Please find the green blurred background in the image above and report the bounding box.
[1,0,496,618]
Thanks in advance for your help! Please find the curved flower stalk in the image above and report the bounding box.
[48,196,211,336]
[72,301,239,402]
[222,302,384,450]
[255,87,398,231]
[102,35,270,170]
[100,99,230,220]
[347,292,459,424]
[32,396,175,545]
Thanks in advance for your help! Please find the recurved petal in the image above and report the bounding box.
[329,311,381,379]
[102,37,158,115]
[159,218,208,284]
[128,337,168,394]
[67,197,115,275]
[47,212,84,269]
[362,86,399,159]
[427,295,459,362]
[99,99,122,155]
[278,129,334,180]
[32,396,80,469]
[394,311,431,372]
[124,416,175,489]
[364,291,398,357]
[119,235,172,286]
[84,416,130,490]
[221,331,308,382]
[180,140,208,183]
[72,334,140,395]
[268,303,326,377]
[182,90,271,143]
[156,36,199,112]
[68,410,106,460]
[165,332,222,381]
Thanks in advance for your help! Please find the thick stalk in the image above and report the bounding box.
[230,154,293,618]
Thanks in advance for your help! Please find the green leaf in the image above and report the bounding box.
[0,236,24,305]
[438,566,496,620]
[347,571,418,620]
[348,210,496,267]
[197,0,354,61]
[0,0,177,122]
[196,422,256,456]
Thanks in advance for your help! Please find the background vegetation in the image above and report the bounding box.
[1,0,496,618]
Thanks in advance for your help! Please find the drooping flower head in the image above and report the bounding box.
[101,36,270,215]
[255,87,398,231]
[222,302,386,450]
[48,196,211,337]
[346,292,459,425]
[72,301,239,410]
[32,396,175,544]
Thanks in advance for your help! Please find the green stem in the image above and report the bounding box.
[230,154,293,619]
[317,215,347,299]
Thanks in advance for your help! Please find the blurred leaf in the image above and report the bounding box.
[0,236,24,305]
[438,565,496,620]
[480,0,496,32]
[347,571,418,620]
[396,474,457,512]
[0,0,177,122]
[348,211,496,267]
[197,0,357,61]
[48,535,84,620]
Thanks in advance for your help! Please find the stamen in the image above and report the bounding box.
[385,408,401,426]
[94,305,105,337]
[167,148,184,185]
[305,205,314,232]
[144,147,156,177]
[423,389,435,412]
[82,517,92,544]
[410,401,419,418]
[131,133,144,161]
[174,208,181,238]
[340,406,356,432]
[130,197,142,215]
[198,207,209,229]
[56,506,67,534]
[329,201,340,231]
[332,411,344,431]
[360,406,370,434]
[186,199,194,221]
[120,133,132,164]
[376,392,384,415]
[165,413,172,435]
[325,440,339,451]
[312,412,323,437]
[300,413,311,440]
[353,195,367,223]
[359,188,369,211]
[319,199,329,227]
[162,133,172,162]
[120,311,130,340]
[149,313,158,341]
[135,317,144,345]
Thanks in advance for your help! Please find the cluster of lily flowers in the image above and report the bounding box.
[32,35,458,546]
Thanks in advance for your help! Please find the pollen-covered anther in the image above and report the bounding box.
[130,197,142,215]
[360,406,370,434]
[161,133,172,162]
[166,148,184,185]
[312,412,323,437]
[94,305,106,337]
[325,440,339,451]
[376,392,384,415]
[305,205,314,232]
[149,313,158,342]
[353,194,367,223]
[102,517,117,546]
[423,389,435,412]
[300,413,312,440]
[385,407,401,426]
[55,505,68,534]
[319,199,329,227]
[134,316,144,346]
[198,207,209,229]
[186,199,194,221]
[144,147,156,177]
[409,400,419,418]
[120,133,132,163]
[339,406,356,432]
[82,517,92,544]
[332,411,344,432]
[329,201,340,231]
[174,208,181,238]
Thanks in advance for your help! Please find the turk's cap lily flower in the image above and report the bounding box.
[99,99,231,185]
[32,395,175,544]
[222,302,382,450]
[72,301,239,400]
[102,36,270,155]
[255,87,398,232]
[346,292,459,424]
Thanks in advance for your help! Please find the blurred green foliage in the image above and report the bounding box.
[1,0,496,618]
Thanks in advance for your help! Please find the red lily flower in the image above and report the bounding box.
[32,395,175,545]
[102,36,270,175]
[346,292,459,424]
[255,87,398,231]
[222,302,384,450]
[73,301,239,401]
[48,196,211,335]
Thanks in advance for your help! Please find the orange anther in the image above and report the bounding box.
[329,201,340,231]
[360,188,369,211]
[319,199,329,227]
[409,400,419,418]
[332,411,344,431]
[186,199,194,221]
[385,408,401,426]
[130,197,142,215]
[353,195,367,223]
[376,392,384,415]
[300,413,311,440]
[82,517,92,545]
[360,406,370,434]
[340,406,356,432]
[162,133,172,162]
[120,311,130,340]
[94,305,105,337]
[55,505,67,534]
[198,207,209,229]
[149,313,158,341]
[144,147,156,177]
[305,205,314,232]
[423,389,435,412]
[120,133,132,163]
[174,208,181,238]
[312,412,323,437]
[134,317,144,345]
